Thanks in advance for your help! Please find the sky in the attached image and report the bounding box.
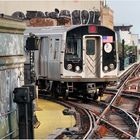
[107,0,140,36]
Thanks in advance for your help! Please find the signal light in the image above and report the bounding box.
[88,25,96,33]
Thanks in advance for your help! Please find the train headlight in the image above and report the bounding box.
[104,43,112,53]
[67,64,72,70]
[104,66,108,71]
[75,66,80,72]
[109,63,115,70]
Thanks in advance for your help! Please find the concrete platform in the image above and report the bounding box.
[34,99,75,139]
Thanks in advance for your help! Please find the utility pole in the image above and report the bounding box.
[13,34,40,139]
[122,39,125,70]
[104,0,107,7]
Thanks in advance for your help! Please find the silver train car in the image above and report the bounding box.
[24,25,118,99]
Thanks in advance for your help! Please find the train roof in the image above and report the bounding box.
[24,25,114,37]
[24,25,78,36]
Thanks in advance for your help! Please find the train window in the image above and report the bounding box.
[86,40,95,55]
[65,37,82,59]
[54,38,60,60]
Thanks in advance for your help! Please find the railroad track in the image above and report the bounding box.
[64,100,96,139]
[47,98,96,139]
[117,63,138,89]
[46,95,139,139]
[104,90,140,116]
[68,100,137,139]
[43,63,140,139]
[103,89,140,138]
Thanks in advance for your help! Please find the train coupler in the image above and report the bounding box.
[87,83,96,94]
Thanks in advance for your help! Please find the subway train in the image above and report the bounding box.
[24,24,118,99]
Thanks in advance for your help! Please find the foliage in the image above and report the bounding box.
[117,41,137,58]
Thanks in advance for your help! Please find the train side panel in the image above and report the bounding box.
[32,34,63,81]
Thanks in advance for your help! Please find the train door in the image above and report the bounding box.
[83,36,101,78]
[39,37,49,77]
[48,36,61,80]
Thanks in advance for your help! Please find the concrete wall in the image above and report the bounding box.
[0,16,26,139]
[116,29,139,46]
[118,30,132,45]
[131,34,140,61]
[131,34,139,46]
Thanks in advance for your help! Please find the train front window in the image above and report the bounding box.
[65,38,82,60]
[86,40,95,55]
[64,37,82,72]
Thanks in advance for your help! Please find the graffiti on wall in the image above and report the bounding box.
[12,9,100,25]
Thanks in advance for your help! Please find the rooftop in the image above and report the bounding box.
[114,25,133,31]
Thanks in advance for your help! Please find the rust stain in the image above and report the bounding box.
[29,18,57,27]
[113,96,122,106]
[126,77,140,85]
[97,125,108,137]
[93,110,100,115]
[57,17,71,26]
[28,17,71,27]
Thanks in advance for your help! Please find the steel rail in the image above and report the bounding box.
[99,95,139,137]
[92,64,140,139]
[95,64,140,124]
[100,119,133,139]
[82,110,95,139]
[74,102,133,139]
[111,105,138,135]
[50,99,96,139]
[67,101,96,139]
[103,89,140,138]
[105,89,140,99]
[117,63,138,89]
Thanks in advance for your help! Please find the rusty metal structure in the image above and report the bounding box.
[0,15,26,139]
